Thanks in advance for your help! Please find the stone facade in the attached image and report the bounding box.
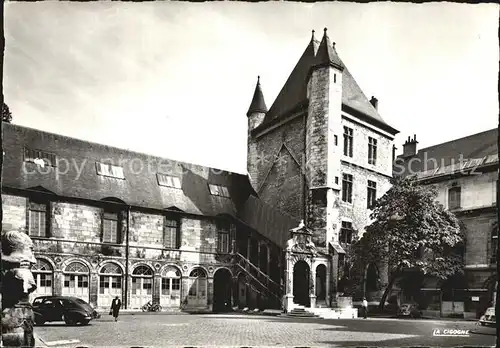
[2,193,263,310]
[246,30,398,309]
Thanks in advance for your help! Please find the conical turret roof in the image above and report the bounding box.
[246,76,268,116]
[312,28,343,70]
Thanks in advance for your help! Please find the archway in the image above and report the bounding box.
[188,268,207,307]
[213,268,232,312]
[98,262,123,308]
[160,266,182,308]
[315,264,327,306]
[293,260,310,307]
[62,261,90,302]
[130,265,154,309]
[30,258,53,301]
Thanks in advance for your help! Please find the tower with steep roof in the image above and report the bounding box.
[246,76,268,189]
[245,29,399,310]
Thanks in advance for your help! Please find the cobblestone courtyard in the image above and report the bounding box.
[35,313,495,347]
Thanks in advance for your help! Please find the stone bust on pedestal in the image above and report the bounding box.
[1,230,37,347]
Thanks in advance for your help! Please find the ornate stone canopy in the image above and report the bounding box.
[286,220,317,255]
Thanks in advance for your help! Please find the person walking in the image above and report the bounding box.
[109,296,122,322]
[362,297,368,319]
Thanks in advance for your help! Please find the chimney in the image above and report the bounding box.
[392,145,397,163]
[402,134,418,158]
[370,96,378,110]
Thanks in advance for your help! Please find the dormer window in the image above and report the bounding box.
[209,184,230,198]
[157,174,181,189]
[24,148,57,167]
[96,162,124,179]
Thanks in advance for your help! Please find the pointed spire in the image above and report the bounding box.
[312,27,343,71]
[247,76,268,117]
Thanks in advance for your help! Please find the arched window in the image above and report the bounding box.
[188,268,207,306]
[63,262,90,300]
[133,265,154,276]
[161,266,182,307]
[98,263,123,308]
[31,259,53,297]
[130,265,154,308]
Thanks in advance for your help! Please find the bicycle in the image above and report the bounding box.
[141,301,162,312]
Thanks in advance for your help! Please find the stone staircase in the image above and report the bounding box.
[285,306,319,318]
[305,307,358,319]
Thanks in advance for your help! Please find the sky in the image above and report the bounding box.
[4,2,499,174]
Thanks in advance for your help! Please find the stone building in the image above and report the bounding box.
[393,129,498,318]
[2,28,400,313]
[1,123,298,311]
[246,28,399,309]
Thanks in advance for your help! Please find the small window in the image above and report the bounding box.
[367,180,377,209]
[157,174,182,189]
[368,137,377,165]
[448,186,461,210]
[102,211,119,243]
[209,184,230,198]
[163,218,180,249]
[342,174,353,203]
[24,147,57,167]
[335,176,339,185]
[96,162,125,179]
[340,221,353,244]
[29,200,48,237]
[217,220,230,253]
[334,73,337,83]
[343,127,353,157]
[334,135,338,146]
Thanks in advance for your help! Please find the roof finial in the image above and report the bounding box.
[311,29,315,40]
[332,42,336,49]
[324,27,328,35]
[257,75,260,82]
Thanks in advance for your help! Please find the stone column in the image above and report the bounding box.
[325,260,331,307]
[153,274,161,305]
[207,278,214,311]
[284,253,294,312]
[53,270,63,296]
[309,261,316,308]
[89,271,99,308]
[181,277,189,308]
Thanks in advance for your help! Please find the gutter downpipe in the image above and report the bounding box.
[124,205,131,309]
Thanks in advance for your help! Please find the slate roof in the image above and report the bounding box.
[2,123,247,217]
[2,124,297,248]
[247,76,268,116]
[238,194,300,248]
[394,128,498,179]
[259,29,398,135]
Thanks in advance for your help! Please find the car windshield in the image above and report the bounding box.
[73,298,88,305]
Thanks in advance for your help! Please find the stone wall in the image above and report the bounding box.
[253,115,306,220]
[1,194,27,231]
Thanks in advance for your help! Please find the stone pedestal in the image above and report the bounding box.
[284,294,294,313]
[309,294,316,309]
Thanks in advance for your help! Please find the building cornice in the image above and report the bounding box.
[341,160,393,180]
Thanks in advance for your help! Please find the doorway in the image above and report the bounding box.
[213,268,232,312]
[293,260,310,307]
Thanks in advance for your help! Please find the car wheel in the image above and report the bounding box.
[480,322,485,326]
[35,317,45,326]
[63,315,76,326]
[80,319,90,326]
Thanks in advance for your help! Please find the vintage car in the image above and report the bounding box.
[396,303,422,319]
[479,307,496,326]
[33,296,99,326]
